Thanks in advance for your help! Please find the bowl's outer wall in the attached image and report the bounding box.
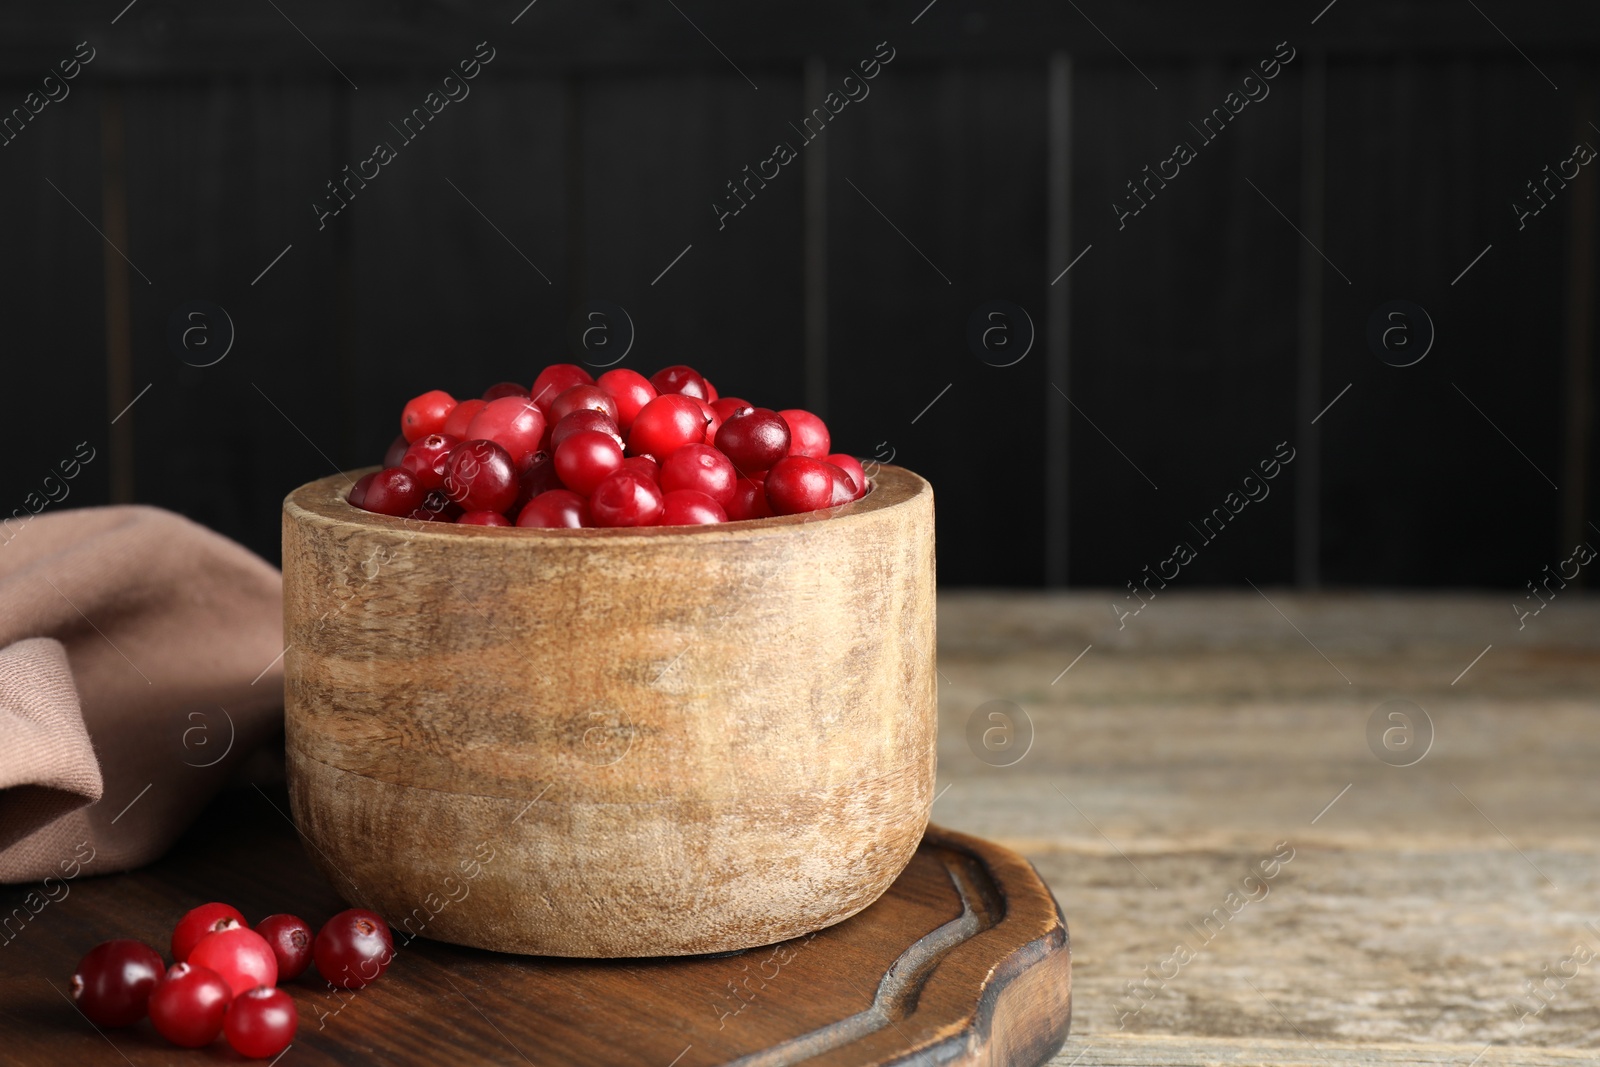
[282,466,937,956]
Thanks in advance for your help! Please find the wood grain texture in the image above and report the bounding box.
[0,796,1070,1067]
[281,465,937,956]
[926,592,1600,1066]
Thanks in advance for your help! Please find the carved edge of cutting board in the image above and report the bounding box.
[723,824,1072,1067]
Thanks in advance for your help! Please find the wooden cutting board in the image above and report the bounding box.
[0,787,1071,1066]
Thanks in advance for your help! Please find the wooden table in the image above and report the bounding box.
[5,591,1598,1065]
[934,592,1600,1066]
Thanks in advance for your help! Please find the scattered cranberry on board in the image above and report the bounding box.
[349,364,872,527]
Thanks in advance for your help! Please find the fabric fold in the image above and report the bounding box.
[0,505,285,883]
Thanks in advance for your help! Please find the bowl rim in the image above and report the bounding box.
[284,463,931,541]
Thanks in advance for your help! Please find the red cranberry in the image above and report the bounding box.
[382,433,411,469]
[725,478,773,521]
[554,429,625,495]
[694,397,724,444]
[458,510,512,525]
[441,397,487,439]
[481,380,529,401]
[172,902,247,961]
[660,490,727,525]
[443,440,519,514]
[826,454,868,499]
[69,940,165,1028]
[147,963,232,1048]
[628,394,708,458]
[347,471,377,508]
[187,926,278,998]
[710,396,754,422]
[549,384,620,425]
[551,409,623,452]
[314,909,394,990]
[765,455,836,515]
[715,408,791,474]
[622,455,660,482]
[823,461,856,506]
[659,444,736,505]
[401,389,456,442]
[590,470,666,527]
[702,376,719,403]
[224,986,298,1059]
[465,396,547,465]
[779,409,831,459]
[254,914,314,982]
[401,432,461,491]
[513,450,559,512]
[409,489,461,523]
[649,364,710,400]
[360,467,424,517]
[596,368,656,432]
[517,489,591,528]
[531,364,594,410]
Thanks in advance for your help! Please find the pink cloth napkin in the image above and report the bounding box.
[0,506,284,883]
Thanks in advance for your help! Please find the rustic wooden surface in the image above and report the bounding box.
[5,589,1596,1065]
[281,466,936,956]
[930,592,1600,1066]
[0,804,1069,1066]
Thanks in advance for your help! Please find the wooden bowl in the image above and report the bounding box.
[281,465,936,957]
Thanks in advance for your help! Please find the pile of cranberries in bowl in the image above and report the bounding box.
[347,363,870,528]
[68,902,394,1059]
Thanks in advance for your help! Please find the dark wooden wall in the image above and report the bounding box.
[1,1,1596,589]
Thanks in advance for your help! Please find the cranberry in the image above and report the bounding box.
[347,471,376,508]
[765,455,837,515]
[710,396,754,422]
[622,455,660,482]
[779,409,831,459]
[549,384,620,425]
[628,394,707,458]
[225,986,298,1059]
[314,909,394,990]
[649,364,710,400]
[554,429,625,495]
[172,902,247,963]
[254,914,314,982]
[590,470,666,527]
[482,380,529,401]
[660,490,727,525]
[409,489,461,523]
[694,397,724,445]
[531,363,594,410]
[458,510,511,525]
[441,397,487,439]
[188,926,278,998]
[551,409,623,452]
[715,408,791,474]
[659,444,736,505]
[69,940,164,1028]
[826,454,868,499]
[725,478,773,521]
[513,450,559,512]
[596,369,656,432]
[382,433,411,469]
[517,489,591,528]
[360,467,424,517]
[148,963,232,1048]
[401,432,460,491]
[465,396,547,465]
[824,462,857,506]
[401,389,456,442]
[703,376,719,403]
[443,440,519,514]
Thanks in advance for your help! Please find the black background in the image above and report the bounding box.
[1,1,1595,589]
